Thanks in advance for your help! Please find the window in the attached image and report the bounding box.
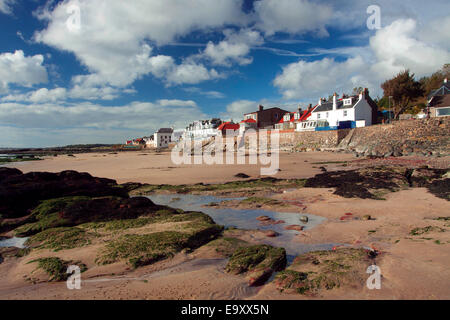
[343,110,348,117]
[437,107,450,116]
[325,112,329,118]
[317,113,321,119]
[343,98,352,106]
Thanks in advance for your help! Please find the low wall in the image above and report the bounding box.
[278,117,449,156]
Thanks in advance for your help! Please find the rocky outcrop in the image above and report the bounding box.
[0,168,128,219]
[225,244,286,286]
[14,196,174,237]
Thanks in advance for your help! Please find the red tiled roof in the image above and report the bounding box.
[218,122,240,130]
[240,118,257,123]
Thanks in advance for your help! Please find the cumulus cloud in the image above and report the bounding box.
[0,99,207,147]
[273,18,450,100]
[0,0,14,14]
[253,0,332,36]
[370,19,450,80]
[220,100,260,121]
[203,28,264,66]
[34,0,245,88]
[0,50,48,93]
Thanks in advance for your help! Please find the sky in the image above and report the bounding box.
[0,0,449,147]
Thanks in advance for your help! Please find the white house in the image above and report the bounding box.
[183,118,222,140]
[297,88,377,131]
[154,128,173,148]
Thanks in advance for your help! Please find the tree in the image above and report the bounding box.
[381,70,424,119]
[352,87,364,96]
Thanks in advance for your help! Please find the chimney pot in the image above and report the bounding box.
[259,105,264,111]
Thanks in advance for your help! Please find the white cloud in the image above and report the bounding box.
[0,99,207,147]
[0,0,14,14]
[370,19,450,80]
[0,50,48,93]
[273,56,368,100]
[203,29,264,66]
[273,18,450,100]
[253,0,332,36]
[34,0,245,88]
[183,87,225,99]
[220,100,259,121]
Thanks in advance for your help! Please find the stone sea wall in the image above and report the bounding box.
[279,117,450,157]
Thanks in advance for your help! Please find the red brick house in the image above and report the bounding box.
[243,105,290,129]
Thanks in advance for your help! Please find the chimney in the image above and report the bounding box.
[332,92,337,111]
[359,88,368,101]
[297,104,302,113]
[259,105,264,111]
[318,98,322,106]
[445,78,448,84]
[308,103,312,111]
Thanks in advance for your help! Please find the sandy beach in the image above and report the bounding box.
[1,151,449,300]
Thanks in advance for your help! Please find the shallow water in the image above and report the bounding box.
[147,194,338,256]
[0,237,28,248]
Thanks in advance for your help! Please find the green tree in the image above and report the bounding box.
[381,70,424,119]
[352,87,364,96]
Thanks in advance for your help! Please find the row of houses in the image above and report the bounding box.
[126,80,449,147]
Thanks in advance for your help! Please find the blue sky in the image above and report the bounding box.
[0,0,449,147]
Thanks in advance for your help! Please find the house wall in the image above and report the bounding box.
[155,133,172,148]
[309,107,355,127]
[353,99,373,126]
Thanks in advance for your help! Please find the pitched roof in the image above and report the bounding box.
[428,82,450,100]
[157,128,173,133]
[429,94,450,108]
[240,118,256,123]
[299,105,316,121]
[244,106,289,116]
[313,98,357,113]
[217,122,240,130]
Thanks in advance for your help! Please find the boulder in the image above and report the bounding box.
[0,168,129,219]
[284,225,304,232]
[299,216,309,223]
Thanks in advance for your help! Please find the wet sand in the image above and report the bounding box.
[4,151,355,184]
[0,151,449,300]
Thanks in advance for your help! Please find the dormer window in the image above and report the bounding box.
[343,98,352,106]
[283,114,290,121]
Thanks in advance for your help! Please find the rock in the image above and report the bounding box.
[284,225,304,232]
[225,245,286,287]
[299,216,309,223]
[362,215,371,221]
[264,230,279,238]
[235,173,250,179]
[0,168,129,219]
[256,215,272,222]
[393,150,403,157]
